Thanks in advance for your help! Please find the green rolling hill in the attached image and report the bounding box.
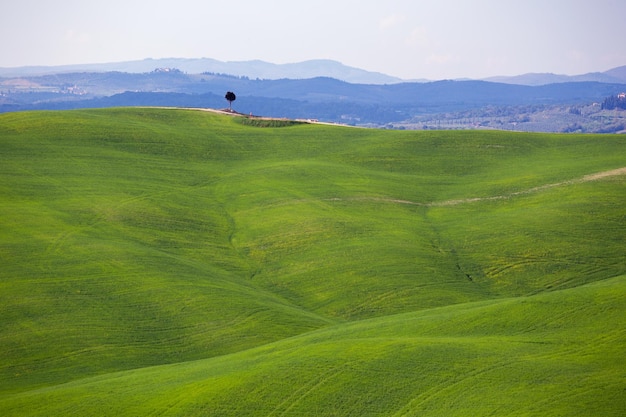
[0,108,624,416]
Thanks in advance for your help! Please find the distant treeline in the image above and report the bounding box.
[601,93,626,110]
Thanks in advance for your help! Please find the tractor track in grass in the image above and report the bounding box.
[390,356,516,417]
[41,179,221,270]
[267,364,352,417]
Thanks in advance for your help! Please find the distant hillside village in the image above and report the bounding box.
[601,92,626,110]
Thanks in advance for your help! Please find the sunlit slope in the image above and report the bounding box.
[0,110,341,393]
[1,108,625,407]
[2,275,623,416]
[213,122,626,319]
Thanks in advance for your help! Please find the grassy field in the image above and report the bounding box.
[0,108,624,415]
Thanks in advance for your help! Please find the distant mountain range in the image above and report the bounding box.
[484,65,626,86]
[1,58,625,130]
[0,58,403,85]
[1,57,625,86]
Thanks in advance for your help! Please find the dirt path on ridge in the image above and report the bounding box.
[432,166,626,207]
[322,167,626,208]
[580,167,626,181]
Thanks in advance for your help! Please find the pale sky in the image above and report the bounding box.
[1,0,625,80]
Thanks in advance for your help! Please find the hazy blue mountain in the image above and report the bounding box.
[604,65,626,83]
[0,58,403,85]
[3,58,624,86]
[484,66,626,86]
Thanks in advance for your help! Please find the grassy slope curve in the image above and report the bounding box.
[0,108,624,415]
[2,275,624,416]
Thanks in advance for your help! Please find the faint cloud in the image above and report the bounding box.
[427,54,454,65]
[405,27,430,47]
[379,14,406,31]
[64,29,92,45]
[485,56,509,73]
[567,49,585,63]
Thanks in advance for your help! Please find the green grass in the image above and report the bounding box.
[2,276,624,416]
[0,108,624,415]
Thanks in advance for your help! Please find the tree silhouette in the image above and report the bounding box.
[225,91,236,111]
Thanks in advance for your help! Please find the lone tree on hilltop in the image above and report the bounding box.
[225,91,236,111]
